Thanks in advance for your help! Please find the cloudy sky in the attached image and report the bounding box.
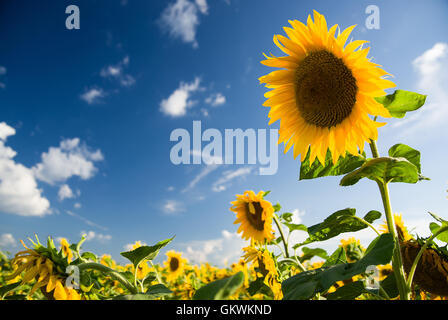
[0,0,447,266]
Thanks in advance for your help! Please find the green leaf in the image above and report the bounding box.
[273,203,281,212]
[120,237,174,268]
[375,90,427,118]
[388,144,429,181]
[299,247,329,263]
[282,234,394,300]
[280,212,293,223]
[247,277,272,296]
[145,284,172,298]
[429,222,448,243]
[262,191,271,198]
[379,271,399,299]
[300,149,366,180]
[0,282,22,298]
[81,252,97,262]
[326,281,365,300]
[284,223,308,233]
[193,271,244,300]
[340,157,420,186]
[301,209,381,245]
[322,247,347,268]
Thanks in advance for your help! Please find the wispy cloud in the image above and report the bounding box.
[205,92,226,107]
[212,167,253,192]
[100,56,136,87]
[0,233,17,248]
[81,230,112,242]
[391,42,448,136]
[66,210,108,231]
[80,88,106,104]
[179,229,247,266]
[158,0,209,48]
[162,199,185,215]
[0,66,6,88]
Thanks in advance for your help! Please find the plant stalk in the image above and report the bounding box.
[369,139,410,300]
[77,262,138,294]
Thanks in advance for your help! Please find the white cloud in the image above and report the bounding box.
[212,167,253,192]
[100,56,135,87]
[33,138,103,185]
[80,88,106,104]
[182,150,223,193]
[205,92,226,107]
[195,0,208,14]
[81,230,112,242]
[163,199,185,215]
[159,0,207,48]
[160,77,201,117]
[392,42,448,135]
[180,229,248,266]
[0,233,17,247]
[0,122,50,217]
[74,202,82,209]
[66,210,107,230]
[58,184,74,201]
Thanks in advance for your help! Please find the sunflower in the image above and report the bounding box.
[6,240,80,300]
[339,237,364,262]
[59,238,73,263]
[401,240,448,297]
[230,191,275,243]
[379,213,413,243]
[164,251,187,282]
[259,10,395,165]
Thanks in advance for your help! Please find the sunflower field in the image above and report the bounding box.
[2,10,448,301]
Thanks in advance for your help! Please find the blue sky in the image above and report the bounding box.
[0,0,448,266]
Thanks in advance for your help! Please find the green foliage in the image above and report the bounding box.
[299,209,381,246]
[193,271,244,300]
[375,90,427,118]
[326,281,365,300]
[120,237,174,268]
[300,149,366,180]
[299,247,329,263]
[340,157,421,186]
[282,234,394,300]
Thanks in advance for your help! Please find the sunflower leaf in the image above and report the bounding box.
[282,234,394,300]
[429,222,448,243]
[326,281,366,300]
[375,90,427,118]
[299,208,381,246]
[299,247,329,263]
[300,150,366,180]
[193,271,245,300]
[120,236,174,268]
[339,156,421,186]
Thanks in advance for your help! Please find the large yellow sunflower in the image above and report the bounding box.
[259,10,395,164]
[164,251,187,282]
[230,191,275,243]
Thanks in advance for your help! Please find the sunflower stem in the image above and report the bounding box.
[406,225,448,290]
[353,216,381,236]
[369,139,410,300]
[273,214,306,272]
[77,262,138,294]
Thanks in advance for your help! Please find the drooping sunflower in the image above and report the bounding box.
[6,240,80,300]
[230,191,275,243]
[259,10,395,164]
[164,251,187,282]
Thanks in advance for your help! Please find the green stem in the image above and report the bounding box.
[149,260,164,285]
[369,139,410,300]
[272,214,306,272]
[77,262,138,294]
[273,214,290,258]
[406,225,448,289]
[353,216,381,236]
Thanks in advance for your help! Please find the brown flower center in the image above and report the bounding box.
[169,257,179,271]
[295,50,357,128]
[245,202,265,231]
